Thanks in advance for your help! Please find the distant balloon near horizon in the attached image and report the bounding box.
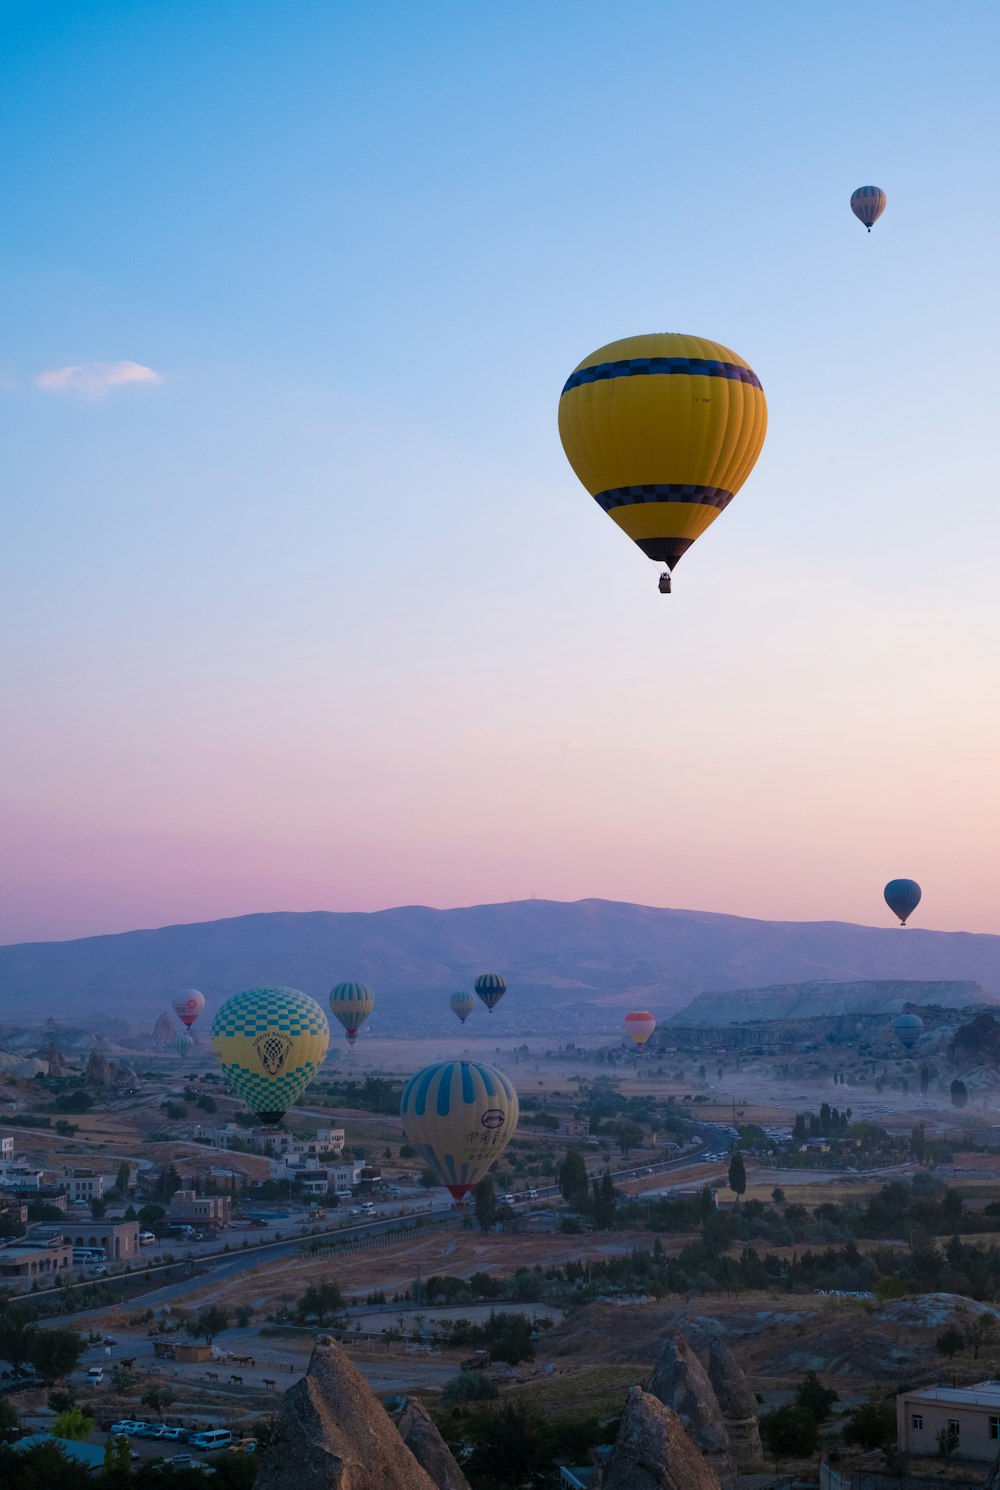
[850,185,886,232]
[172,989,205,1029]
[624,1011,657,1048]
[210,986,329,1124]
[884,878,922,926]
[474,973,506,1013]
[329,982,375,1046]
[175,1030,194,1059]
[893,1012,924,1049]
[450,991,476,1025]
[400,1059,519,1202]
[558,332,767,592]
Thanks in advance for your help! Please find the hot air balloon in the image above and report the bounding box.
[329,982,375,1046]
[558,333,767,593]
[175,1031,194,1059]
[400,1060,519,1202]
[624,1011,657,1048]
[474,973,506,1014]
[850,185,886,232]
[893,1013,923,1050]
[210,987,329,1125]
[450,991,476,1025]
[173,989,205,1029]
[884,878,921,926]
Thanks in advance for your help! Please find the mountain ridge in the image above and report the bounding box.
[1,898,998,1033]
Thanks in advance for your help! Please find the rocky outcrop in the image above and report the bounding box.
[254,1335,441,1490]
[949,1012,1000,1070]
[603,1386,722,1490]
[114,1063,139,1087]
[85,1051,115,1087]
[392,1399,471,1490]
[647,1332,730,1470]
[40,1044,68,1078]
[707,1340,761,1469]
[153,1011,176,1047]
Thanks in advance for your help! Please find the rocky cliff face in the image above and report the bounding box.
[254,1336,459,1490]
[669,979,988,1026]
[152,1011,176,1046]
[40,1044,68,1077]
[603,1386,722,1490]
[948,1012,1000,1070]
[391,1399,470,1490]
[707,1339,761,1470]
[647,1331,730,1471]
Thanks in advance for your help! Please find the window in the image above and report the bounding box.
[990,1416,1000,1441]
[911,1414,923,1430]
[948,1419,960,1439]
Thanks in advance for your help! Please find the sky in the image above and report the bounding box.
[2,0,999,944]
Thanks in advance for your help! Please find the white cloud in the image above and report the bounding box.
[35,361,162,398]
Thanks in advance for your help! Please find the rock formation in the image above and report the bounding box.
[254,1335,445,1490]
[392,1399,470,1490]
[603,1386,722,1490]
[647,1331,730,1471]
[40,1044,68,1078]
[153,1011,176,1047]
[85,1051,115,1087]
[707,1339,761,1469]
[114,1063,139,1087]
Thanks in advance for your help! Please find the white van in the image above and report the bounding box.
[190,1429,233,1452]
[138,1231,157,1246]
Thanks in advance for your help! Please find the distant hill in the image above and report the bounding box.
[1,899,1000,1035]
[667,979,993,1026]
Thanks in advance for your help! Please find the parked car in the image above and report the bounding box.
[86,1367,104,1383]
[138,1232,157,1245]
[189,1429,233,1452]
[108,1421,144,1437]
[159,1426,185,1441]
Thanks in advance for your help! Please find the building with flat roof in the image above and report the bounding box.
[167,1191,232,1228]
[62,1167,105,1202]
[897,1380,1000,1463]
[0,1237,72,1280]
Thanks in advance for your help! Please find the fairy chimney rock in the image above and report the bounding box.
[603,1386,723,1490]
[707,1339,761,1469]
[393,1398,471,1490]
[254,1336,440,1490]
[647,1331,730,1462]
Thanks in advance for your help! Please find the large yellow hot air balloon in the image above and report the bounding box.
[400,1060,519,1202]
[211,986,329,1125]
[558,333,767,592]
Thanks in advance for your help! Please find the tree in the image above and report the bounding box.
[484,1311,536,1366]
[591,1170,616,1230]
[51,1406,95,1440]
[140,1386,175,1415]
[728,1150,747,1203]
[771,1187,786,1206]
[920,1065,931,1095]
[30,1329,84,1381]
[968,1313,997,1360]
[104,1433,133,1474]
[937,1422,960,1459]
[419,1168,437,1190]
[558,1147,589,1210]
[795,1371,838,1423]
[0,1398,19,1443]
[843,1400,897,1451]
[463,1400,554,1486]
[295,1280,344,1326]
[951,1079,969,1109]
[910,1124,926,1162]
[442,1370,500,1405]
[936,1326,966,1361]
[473,1177,497,1234]
[759,1404,820,1458]
[115,1162,131,1195]
[185,1305,230,1345]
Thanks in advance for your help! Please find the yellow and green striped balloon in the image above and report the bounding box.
[210,986,329,1124]
[558,332,767,586]
[400,1060,519,1201]
[329,981,375,1045]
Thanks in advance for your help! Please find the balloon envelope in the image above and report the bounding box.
[558,332,767,575]
[400,1060,519,1201]
[329,982,375,1044]
[624,1011,657,1047]
[450,991,476,1024]
[474,973,506,1013]
[893,1013,923,1049]
[175,1031,194,1059]
[211,987,329,1124]
[173,989,206,1029]
[884,878,921,925]
[850,185,886,230]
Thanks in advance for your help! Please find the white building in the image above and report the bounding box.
[267,1156,363,1192]
[0,1136,14,1160]
[897,1381,1000,1464]
[0,1162,45,1191]
[197,1124,345,1158]
[62,1168,105,1203]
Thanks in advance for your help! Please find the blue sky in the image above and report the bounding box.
[2,1,999,942]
